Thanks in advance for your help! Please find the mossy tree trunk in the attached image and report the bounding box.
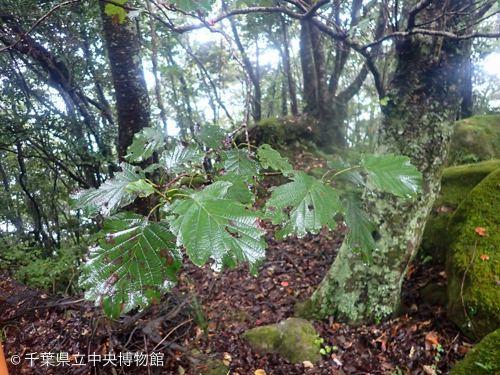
[99,1,151,161]
[308,0,477,324]
[100,1,153,216]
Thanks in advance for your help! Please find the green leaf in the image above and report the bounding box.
[215,171,255,204]
[104,0,128,23]
[159,142,204,174]
[80,212,182,318]
[174,0,213,13]
[343,195,375,263]
[125,179,155,198]
[360,154,422,198]
[168,181,267,275]
[265,171,343,239]
[218,149,260,182]
[257,144,293,175]
[125,127,165,163]
[327,158,365,187]
[71,163,144,217]
[197,125,227,149]
[380,96,390,106]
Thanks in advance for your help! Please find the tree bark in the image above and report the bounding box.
[307,0,475,324]
[99,1,151,161]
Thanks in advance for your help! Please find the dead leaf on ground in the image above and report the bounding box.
[475,227,489,236]
[425,331,439,350]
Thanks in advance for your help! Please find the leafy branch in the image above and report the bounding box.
[72,126,422,317]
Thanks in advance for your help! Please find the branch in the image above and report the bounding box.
[362,29,500,50]
[0,0,82,53]
[407,0,432,29]
[303,0,330,19]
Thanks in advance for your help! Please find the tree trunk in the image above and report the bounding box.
[460,56,474,119]
[306,1,473,324]
[99,1,151,161]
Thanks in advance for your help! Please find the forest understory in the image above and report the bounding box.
[0,219,471,375]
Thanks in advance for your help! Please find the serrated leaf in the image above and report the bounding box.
[160,142,204,174]
[168,181,267,275]
[257,144,293,175]
[174,0,213,12]
[265,171,343,239]
[327,158,365,187]
[218,149,260,182]
[80,212,182,318]
[216,171,255,203]
[197,125,226,149]
[125,179,155,198]
[71,163,144,217]
[125,127,165,162]
[361,154,422,198]
[343,195,375,263]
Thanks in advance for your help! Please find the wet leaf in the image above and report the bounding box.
[80,213,181,318]
[168,181,267,275]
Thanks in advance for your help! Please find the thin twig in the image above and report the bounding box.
[460,239,477,337]
[153,319,193,350]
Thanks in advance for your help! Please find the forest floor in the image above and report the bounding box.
[0,222,474,375]
[0,155,474,375]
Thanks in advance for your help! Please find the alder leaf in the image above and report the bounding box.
[265,171,343,239]
[197,125,226,149]
[257,144,293,175]
[159,142,204,174]
[79,212,182,318]
[71,163,144,217]
[167,181,267,275]
[327,158,365,187]
[343,195,375,263]
[125,127,165,163]
[215,171,254,203]
[218,149,260,182]
[361,154,422,198]
[125,179,155,198]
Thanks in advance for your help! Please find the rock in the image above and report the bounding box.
[450,329,500,375]
[446,168,500,339]
[448,115,500,166]
[242,318,321,363]
[420,160,500,263]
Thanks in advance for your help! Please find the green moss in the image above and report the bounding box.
[420,160,500,263]
[446,168,500,339]
[448,115,500,166]
[450,329,500,375]
[200,359,229,375]
[242,318,321,363]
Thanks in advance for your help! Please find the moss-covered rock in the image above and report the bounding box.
[420,160,500,263]
[449,329,500,375]
[446,168,500,339]
[242,318,321,363]
[448,115,500,166]
[237,116,316,150]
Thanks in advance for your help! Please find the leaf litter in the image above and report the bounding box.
[1,221,472,374]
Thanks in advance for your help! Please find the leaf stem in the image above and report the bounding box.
[326,166,361,183]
